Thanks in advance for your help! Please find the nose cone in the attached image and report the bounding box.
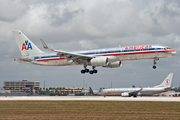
[172,50,177,56]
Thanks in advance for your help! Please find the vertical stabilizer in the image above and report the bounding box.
[12,30,44,56]
[154,73,173,88]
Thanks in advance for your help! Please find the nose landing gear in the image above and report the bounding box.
[152,58,159,69]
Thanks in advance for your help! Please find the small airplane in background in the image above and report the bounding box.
[99,73,173,97]
[7,30,176,74]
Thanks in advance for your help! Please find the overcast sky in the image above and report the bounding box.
[0,0,180,89]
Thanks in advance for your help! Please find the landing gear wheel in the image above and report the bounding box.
[89,70,94,74]
[81,70,85,74]
[152,58,158,69]
[153,66,156,69]
[93,69,98,73]
[85,69,89,73]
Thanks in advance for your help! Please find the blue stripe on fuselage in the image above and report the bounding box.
[34,48,164,60]
[81,48,163,55]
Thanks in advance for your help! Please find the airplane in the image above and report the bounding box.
[99,73,173,97]
[7,30,176,74]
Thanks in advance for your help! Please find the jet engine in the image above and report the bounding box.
[121,92,130,97]
[103,61,121,68]
[137,92,141,96]
[90,57,108,66]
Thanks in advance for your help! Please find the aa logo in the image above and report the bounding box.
[22,40,32,50]
[164,79,170,85]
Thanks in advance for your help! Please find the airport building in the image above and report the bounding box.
[50,87,88,94]
[158,91,180,97]
[3,80,40,94]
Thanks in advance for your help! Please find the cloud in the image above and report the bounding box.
[79,40,98,49]
[0,0,29,22]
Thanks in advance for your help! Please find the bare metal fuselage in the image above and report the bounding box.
[99,87,169,96]
[17,45,176,67]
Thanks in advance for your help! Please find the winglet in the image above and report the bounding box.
[139,86,143,91]
[40,39,54,52]
[40,39,48,49]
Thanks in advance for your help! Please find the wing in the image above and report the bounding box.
[6,55,33,62]
[128,87,143,96]
[40,39,94,60]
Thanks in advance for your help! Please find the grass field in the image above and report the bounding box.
[0,101,180,120]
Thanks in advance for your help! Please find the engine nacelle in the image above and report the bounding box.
[90,57,108,66]
[137,92,141,96]
[121,92,130,97]
[103,61,121,68]
[107,56,120,63]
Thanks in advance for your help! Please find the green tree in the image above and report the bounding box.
[55,88,58,94]
[78,88,80,94]
[49,87,52,91]
[71,89,73,94]
[63,87,65,94]
[3,86,6,90]
[175,89,180,92]
[67,88,70,94]
[46,88,49,92]
[39,88,42,92]
[60,87,62,93]
[30,87,33,95]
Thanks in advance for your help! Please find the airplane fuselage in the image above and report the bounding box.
[99,73,173,97]
[99,87,169,96]
[9,30,177,74]
[17,45,176,66]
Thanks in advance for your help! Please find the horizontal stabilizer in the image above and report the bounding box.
[6,55,33,62]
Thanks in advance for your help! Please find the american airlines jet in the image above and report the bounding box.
[99,73,173,97]
[7,30,176,74]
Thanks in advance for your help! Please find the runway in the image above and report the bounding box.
[0,96,179,102]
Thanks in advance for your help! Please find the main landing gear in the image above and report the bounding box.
[81,66,98,74]
[152,58,159,69]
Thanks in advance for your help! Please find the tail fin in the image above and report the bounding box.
[154,73,173,88]
[12,30,44,56]
[89,87,94,95]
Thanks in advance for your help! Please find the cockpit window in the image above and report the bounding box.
[164,47,171,50]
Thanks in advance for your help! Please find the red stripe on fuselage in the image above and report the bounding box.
[95,50,175,57]
[36,58,65,61]
[103,90,164,95]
